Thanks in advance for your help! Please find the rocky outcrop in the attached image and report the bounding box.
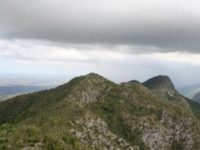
[141,114,197,150]
[70,114,139,150]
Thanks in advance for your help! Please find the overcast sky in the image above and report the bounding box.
[0,0,200,87]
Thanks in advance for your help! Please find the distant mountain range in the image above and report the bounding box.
[176,84,200,95]
[176,84,200,102]
[0,73,199,149]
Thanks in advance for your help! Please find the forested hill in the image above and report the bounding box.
[0,73,199,150]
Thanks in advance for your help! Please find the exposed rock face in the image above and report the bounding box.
[122,79,200,150]
[70,114,138,150]
[141,114,196,150]
[69,111,199,150]
[66,74,199,150]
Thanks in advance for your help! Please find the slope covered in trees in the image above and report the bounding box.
[0,73,199,150]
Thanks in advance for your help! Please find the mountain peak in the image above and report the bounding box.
[142,75,180,102]
[143,75,175,90]
[62,72,116,103]
[85,72,100,76]
[129,80,140,84]
[85,72,104,79]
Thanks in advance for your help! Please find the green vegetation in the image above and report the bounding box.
[187,99,200,119]
[0,73,199,149]
[171,139,185,150]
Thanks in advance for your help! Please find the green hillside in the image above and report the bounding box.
[187,99,200,119]
[0,73,199,150]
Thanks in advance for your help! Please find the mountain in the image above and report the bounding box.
[143,75,174,89]
[0,73,200,150]
[143,75,176,101]
[143,75,194,112]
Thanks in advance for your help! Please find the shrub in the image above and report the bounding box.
[42,134,64,150]
[0,123,13,133]
[0,143,7,150]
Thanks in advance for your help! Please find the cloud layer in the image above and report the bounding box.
[1,0,200,53]
[1,39,200,87]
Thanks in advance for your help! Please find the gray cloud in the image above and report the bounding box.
[0,0,200,53]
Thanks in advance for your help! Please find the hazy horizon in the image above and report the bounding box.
[0,72,199,88]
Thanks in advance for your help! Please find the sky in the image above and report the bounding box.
[0,0,200,87]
